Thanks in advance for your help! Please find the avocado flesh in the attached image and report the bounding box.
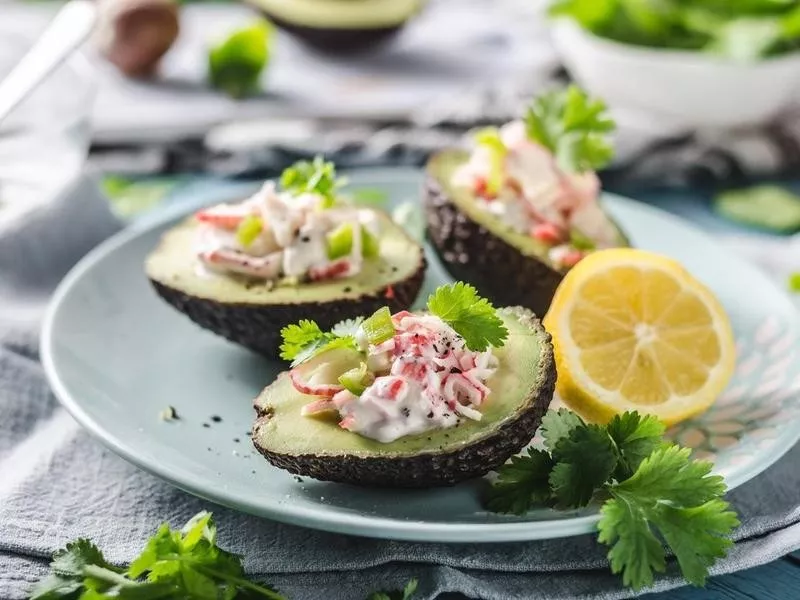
[424,149,629,318]
[146,210,426,359]
[252,306,556,488]
[246,0,422,53]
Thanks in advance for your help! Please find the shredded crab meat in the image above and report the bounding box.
[291,313,499,443]
[194,181,377,282]
[451,120,619,254]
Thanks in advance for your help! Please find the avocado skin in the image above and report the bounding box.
[261,14,404,54]
[148,259,425,360]
[251,308,556,488]
[423,161,564,319]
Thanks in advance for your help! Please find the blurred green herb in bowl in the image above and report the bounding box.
[102,176,182,220]
[550,0,800,61]
[209,19,274,98]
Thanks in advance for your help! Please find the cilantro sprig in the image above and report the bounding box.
[31,512,285,600]
[279,319,360,366]
[524,85,615,173]
[485,409,740,591]
[427,282,508,351]
[280,156,346,208]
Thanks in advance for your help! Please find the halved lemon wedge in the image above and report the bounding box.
[543,248,736,426]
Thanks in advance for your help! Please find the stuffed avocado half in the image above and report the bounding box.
[424,86,629,318]
[252,282,556,488]
[146,158,426,359]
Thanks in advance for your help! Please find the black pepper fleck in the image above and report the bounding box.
[301,235,310,243]
[211,415,222,423]
[427,411,434,419]
[401,407,411,417]
[391,266,398,272]
[233,438,240,443]
[293,476,304,483]
[450,367,461,374]
[343,286,352,293]
[202,423,210,428]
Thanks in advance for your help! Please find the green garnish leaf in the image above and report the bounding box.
[473,127,507,195]
[484,448,554,515]
[279,319,359,366]
[338,362,375,396]
[714,185,800,232]
[208,20,272,99]
[279,319,326,363]
[600,445,739,590]
[426,282,509,351]
[280,156,344,208]
[524,85,615,173]
[236,215,263,247]
[359,306,396,346]
[606,411,666,480]
[540,407,584,452]
[549,424,618,508]
[484,409,740,591]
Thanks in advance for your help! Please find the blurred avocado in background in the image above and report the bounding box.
[244,0,427,54]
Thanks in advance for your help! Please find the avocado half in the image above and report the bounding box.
[145,210,426,360]
[423,150,629,318]
[245,0,424,54]
[251,306,556,488]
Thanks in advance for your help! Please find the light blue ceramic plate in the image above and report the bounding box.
[42,168,800,543]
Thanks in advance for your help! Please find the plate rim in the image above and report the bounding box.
[41,167,800,543]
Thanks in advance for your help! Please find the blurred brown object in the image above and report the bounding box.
[93,0,180,78]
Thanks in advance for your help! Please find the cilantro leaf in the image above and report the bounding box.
[549,424,618,508]
[280,156,344,207]
[427,282,508,351]
[599,444,739,590]
[485,448,554,515]
[279,318,360,366]
[597,492,666,591]
[524,85,615,173]
[656,500,739,587]
[614,444,727,507]
[279,320,326,362]
[606,411,666,479]
[540,408,584,452]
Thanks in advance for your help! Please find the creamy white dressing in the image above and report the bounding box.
[194,181,379,281]
[452,119,619,251]
[330,314,498,443]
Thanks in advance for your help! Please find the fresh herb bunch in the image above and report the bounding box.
[30,511,285,599]
[279,282,509,365]
[209,20,273,99]
[524,85,616,173]
[280,156,346,208]
[550,0,800,61]
[485,409,740,591]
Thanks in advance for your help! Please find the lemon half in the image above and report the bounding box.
[543,248,736,427]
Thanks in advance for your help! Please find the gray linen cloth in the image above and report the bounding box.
[1,173,800,600]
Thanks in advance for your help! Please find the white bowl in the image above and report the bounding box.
[550,19,800,131]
